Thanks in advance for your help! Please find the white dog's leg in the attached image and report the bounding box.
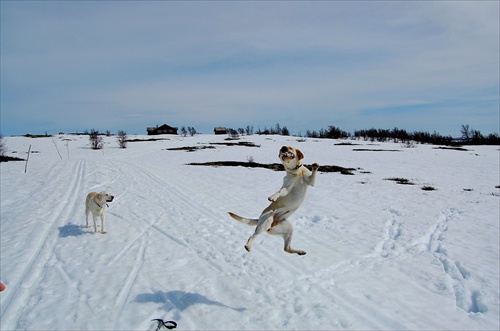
[101,215,107,234]
[305,163,319,187]
[245,213,274,252]
[85,206,90,228]
[92,215,98,233]
[268,220,306,255]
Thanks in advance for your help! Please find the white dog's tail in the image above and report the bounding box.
[228,212,258,226]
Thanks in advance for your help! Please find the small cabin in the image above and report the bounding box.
[214,127,227,135]
[147,124,178,135]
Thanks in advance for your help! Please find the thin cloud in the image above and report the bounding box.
[1,1,498,136]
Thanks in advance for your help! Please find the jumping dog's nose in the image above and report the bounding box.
[280,146,288,153]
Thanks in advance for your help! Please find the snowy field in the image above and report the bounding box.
[1,133,499,330]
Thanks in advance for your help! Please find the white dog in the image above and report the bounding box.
[85,191,114,234]
[229,146,318,255]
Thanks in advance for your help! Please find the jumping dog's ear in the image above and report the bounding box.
[296,149,304,160]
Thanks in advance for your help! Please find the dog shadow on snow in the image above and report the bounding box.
[135,290,247,315]
[58,223,89,237]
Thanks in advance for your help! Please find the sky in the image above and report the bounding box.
[1,1,499,137]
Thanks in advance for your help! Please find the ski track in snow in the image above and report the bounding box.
[1,135,499,330]
[112,235,147,329]
[1,160,85,328]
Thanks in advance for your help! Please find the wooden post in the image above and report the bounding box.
[25,144,31,173]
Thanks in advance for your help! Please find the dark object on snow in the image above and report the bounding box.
[188,161,356,175]
[152,319,177,330]
[0,155,25,162]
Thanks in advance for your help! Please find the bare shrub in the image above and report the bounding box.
[117,130,128,149]
[401,140,416,148]
[89,129,104,150]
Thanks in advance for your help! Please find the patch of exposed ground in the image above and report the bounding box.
[434,146,469,151]
[188,161,356,175]
[209,141,260,147]
[0,155,25,162]
[127,138,170,142]
[165,146,216,152]
[166,141,260,152]
[335,142,360,146]
[353,149,401,152]
[384,177,415,185]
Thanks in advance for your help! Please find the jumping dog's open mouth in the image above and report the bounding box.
[281,151,295,159]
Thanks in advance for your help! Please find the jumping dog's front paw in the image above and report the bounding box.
[268,194,279,202]
[312,163,319,171]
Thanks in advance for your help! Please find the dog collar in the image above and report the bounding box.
[94,200,104,209]
[294,163,303,170]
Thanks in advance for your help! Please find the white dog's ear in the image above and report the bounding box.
[296,149,304,160]
[97,193,103,202]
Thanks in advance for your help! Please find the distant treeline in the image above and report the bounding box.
[236,123,499,145]
[229,124,290,136]
[305,125,499,145]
